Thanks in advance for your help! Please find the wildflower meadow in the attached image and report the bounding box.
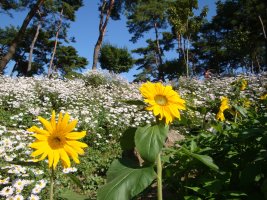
[0,71,266,200]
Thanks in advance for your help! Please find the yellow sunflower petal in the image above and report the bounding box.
[28,111,88,169]
[168,105,180,119]
[29,141,48,149]
[139,82,186,124]
[163,108,172,124]
[51,110,56,131]
[31,149,45,157]
[38,151,48,161]
[27,126,50,135]
[38,116,53,133]
[61,113,70,128]
[48,149,54,168]
[59,149,71,168]
[65,131,86,139]
[63,120,78,134]
[64,145,80,163]
[66,140,88,148]
[66,141,86,155]
[56,112,63,131]
[53,150,60,169]
[32,134,48,141]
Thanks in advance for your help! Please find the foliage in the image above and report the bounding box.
[192,0,267,74]
[54,45,88,77]
[164,105,267,199]
[0,73,266,199]
[99,43,134,74]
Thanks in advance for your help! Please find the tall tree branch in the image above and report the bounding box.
[0,0,45,73]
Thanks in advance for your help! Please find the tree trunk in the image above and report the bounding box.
[154,22,164,81]
[0,0,45,73]
[48,8,64,77]
[27,18,42,75]
[92,0,115,70]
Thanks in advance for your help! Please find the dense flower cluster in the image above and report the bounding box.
[0,71,266,198]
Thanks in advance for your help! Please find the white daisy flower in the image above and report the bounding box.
[0,186,14,197]
[28,194,40,200]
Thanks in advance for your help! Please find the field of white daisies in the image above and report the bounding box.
[0,71,266,200]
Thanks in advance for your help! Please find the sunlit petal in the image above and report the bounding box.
[140,82,186,124]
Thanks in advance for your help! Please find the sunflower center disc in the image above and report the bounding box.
[54,137,61,143]
[49,136,64,149]
[154,95,168,106]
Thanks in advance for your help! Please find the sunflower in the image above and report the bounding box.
[240,79,248,91]
[260,93,267,100]
[216,96,230,121]
[140,82,186,124]
[28,111,88,169]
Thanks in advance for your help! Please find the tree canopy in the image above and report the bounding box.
[0,0,266,79]
[99,43,134,74]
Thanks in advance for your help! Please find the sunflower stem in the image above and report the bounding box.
[50,168,55,200]
[157,153,163,200]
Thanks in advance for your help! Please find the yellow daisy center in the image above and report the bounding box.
[154,95,168,106]
[48,135,65,149]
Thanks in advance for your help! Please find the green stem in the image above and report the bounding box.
[202,111,208,130]
[50,168,55,200]
[234,111,238,123]
[157,153,163,200]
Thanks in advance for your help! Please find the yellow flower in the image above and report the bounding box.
[140,82,186,124]
[260,93,267,100]
[243,99,252,108]
[216,96,230,121]
[28,111,88,169]
[216,110,225,121]
[240,79,247,91]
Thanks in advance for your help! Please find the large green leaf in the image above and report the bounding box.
[135,124,169,163]
[120,127,137,151]
[181,147,219,171]
[65,173,84,190]
[232,104,247,117]
[58,189,89,200]
[97,159,156,200]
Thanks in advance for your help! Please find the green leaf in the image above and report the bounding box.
[120,127,137,151]
[135,124,169,163]
[222,191,247,197]
[97,159,156,200]
[181,147,219,171]
[184,196,202,200]
[185,186,208,196]
[190,140,198,152]
[58,189,88,200]
[65,173,84,190]
[261,178,267,199]
[232,104,247,117]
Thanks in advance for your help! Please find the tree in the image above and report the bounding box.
[126,0,168,81]
[0,0,85,76]
[46,0,84,76]
[53,45,88,78]
[192,0,267,75]
[167,0,207,77]
[0,0,45,73]
[132,32,175,81]
[92,0,124,70]
[0,0,22,16]
[99,43,134,73]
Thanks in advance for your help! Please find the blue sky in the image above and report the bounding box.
[0,0,216,81]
